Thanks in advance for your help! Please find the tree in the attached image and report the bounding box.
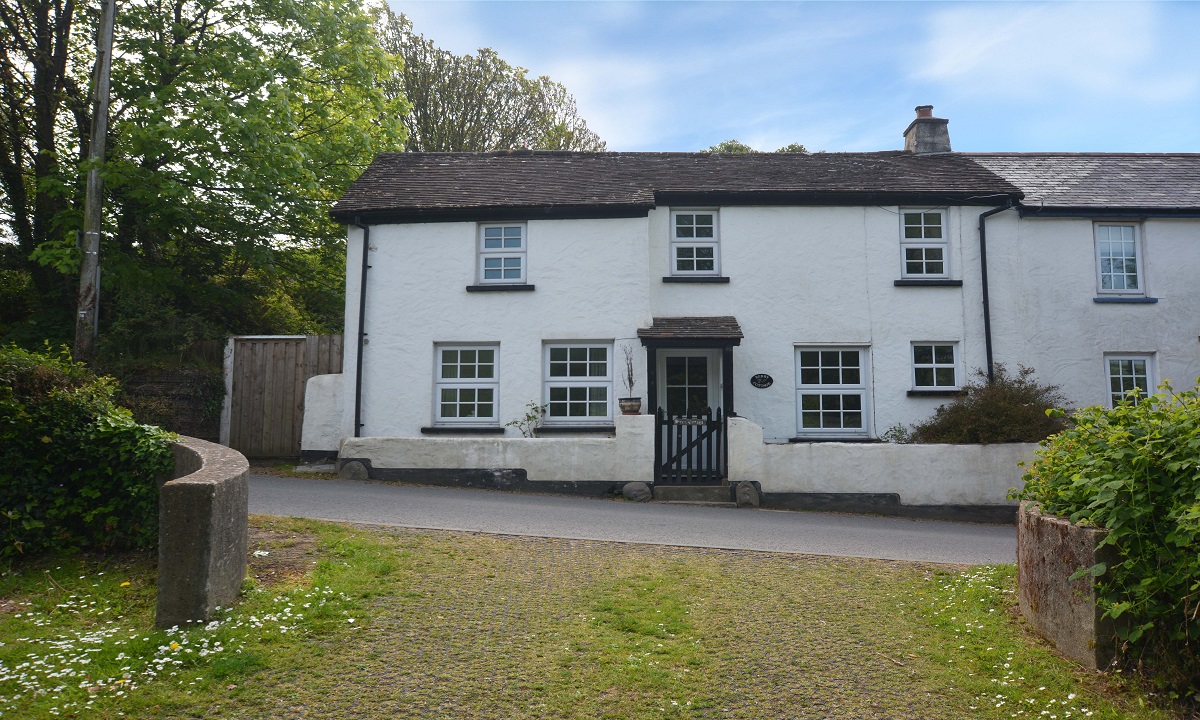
[707,139,809,153]
[707,139,755,153]
[0,0,407,352]
[377,9,604,152]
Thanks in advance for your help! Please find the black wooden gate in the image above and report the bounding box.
[655,408,727,485]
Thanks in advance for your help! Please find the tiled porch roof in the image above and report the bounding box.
[637,316,744,341]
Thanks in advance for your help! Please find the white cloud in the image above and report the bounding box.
[915,3,1197,102]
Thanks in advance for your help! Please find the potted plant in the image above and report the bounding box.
[618,344,641,415]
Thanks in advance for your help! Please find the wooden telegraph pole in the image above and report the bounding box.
[74,0,116,361]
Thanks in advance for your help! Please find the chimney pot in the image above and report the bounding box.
[915,105,934,118]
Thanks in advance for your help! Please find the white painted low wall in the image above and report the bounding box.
[729,417,1034,505]
[301,374,344,454]
[337,414,1034,506]
[340,414,655,484]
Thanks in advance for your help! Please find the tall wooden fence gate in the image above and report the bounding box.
[223,335,343,458]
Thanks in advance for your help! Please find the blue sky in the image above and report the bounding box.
[394,1,1200,153]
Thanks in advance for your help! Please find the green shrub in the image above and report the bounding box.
[901,364,1068,443]
[0,345,177,558]
[1017,382,1200,697]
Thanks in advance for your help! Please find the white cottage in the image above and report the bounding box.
[302,107,1200,520]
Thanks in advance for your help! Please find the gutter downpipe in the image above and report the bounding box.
[351,217,370,437]
[978,201,1014,383]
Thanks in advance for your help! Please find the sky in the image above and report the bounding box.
[394,1,1200,153]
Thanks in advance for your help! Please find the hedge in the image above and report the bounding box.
[1017,382,1200,698]
[0,345,176,558]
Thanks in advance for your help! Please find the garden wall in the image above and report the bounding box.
[157,436,249,629]
[1017,501,1117,670]
[338,415,1033,517]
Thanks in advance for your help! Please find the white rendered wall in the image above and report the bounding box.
[341,414,654,483]
[342,217,652,438]
[984,214,1200,408]
[335,208,1200,446]
[647,205,985,441]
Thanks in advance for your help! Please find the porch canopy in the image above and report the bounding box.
[638,316,743,417]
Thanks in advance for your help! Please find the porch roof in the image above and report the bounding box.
[637,316,744,345]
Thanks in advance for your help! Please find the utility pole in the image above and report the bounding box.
[74,0,116,362]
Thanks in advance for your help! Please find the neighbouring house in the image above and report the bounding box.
[301,105,1200,520]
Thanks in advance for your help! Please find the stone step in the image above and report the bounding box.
[653,485,731,503]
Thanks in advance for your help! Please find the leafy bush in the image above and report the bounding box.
[1017,382,1200,697]
[0,345,177,558]
[900,364,1068,443]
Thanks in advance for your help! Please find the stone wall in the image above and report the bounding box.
[1017,501,1117,669]
[156,437,249,629]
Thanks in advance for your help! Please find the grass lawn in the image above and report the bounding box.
[0,515,1181,719]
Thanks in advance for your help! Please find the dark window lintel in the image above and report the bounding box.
[894,279,964,287]
[466,284,536,293]
[662,276,731,284]
[1093,296,1158,304]
[907,389,968,398]
[420,426,505,435]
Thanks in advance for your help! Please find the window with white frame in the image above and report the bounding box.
[911,343,959,389]
[795,347,869,435]
[1106,354,1153,406]
[900,209,947,278]
[478,224,526,283]
[670,210,719,275]
[435,345,498,423]
[544,344,612,423]
[1095,224,1143,294]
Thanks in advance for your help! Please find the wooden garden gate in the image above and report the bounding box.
[225,335,343,457]
[654,407,727,485]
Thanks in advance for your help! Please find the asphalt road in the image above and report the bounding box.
[249,474,1017,565]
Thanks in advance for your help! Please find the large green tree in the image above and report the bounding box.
[0,0,406,352]
[378,9,604,152]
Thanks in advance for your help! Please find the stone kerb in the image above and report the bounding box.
[1017,501,1117,670]
[156,436,249,629]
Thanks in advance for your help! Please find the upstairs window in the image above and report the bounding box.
[1095,224,1143,295]
[478,224,526,284]
[671,210,719,276]
[435,345,498,423]
[900,210,947,278]
[544,344,612,423]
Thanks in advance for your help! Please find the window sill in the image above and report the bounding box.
[907,389,967,397]
[789,436,879,444]
[420,426,504,435]
[536,425,616,435]
[894,279,963,287]
[466,284,535,292]
[662,276,730,284]
[1093,296,1158,304]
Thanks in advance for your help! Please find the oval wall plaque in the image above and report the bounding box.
[750,373,773,389]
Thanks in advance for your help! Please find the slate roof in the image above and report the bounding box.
[971,154,1200,212]
[330,151,1022,222]
[637,317,744,342]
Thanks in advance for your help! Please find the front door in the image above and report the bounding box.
[655,350,726,485]
[659,350,720,415]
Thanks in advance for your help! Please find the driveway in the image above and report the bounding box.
[249,474,1016,565]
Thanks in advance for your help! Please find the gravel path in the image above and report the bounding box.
[249,474,1016,565]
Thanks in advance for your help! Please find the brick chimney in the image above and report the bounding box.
[903,105,951,154]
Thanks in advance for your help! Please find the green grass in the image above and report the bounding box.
[0,518,1184,719]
